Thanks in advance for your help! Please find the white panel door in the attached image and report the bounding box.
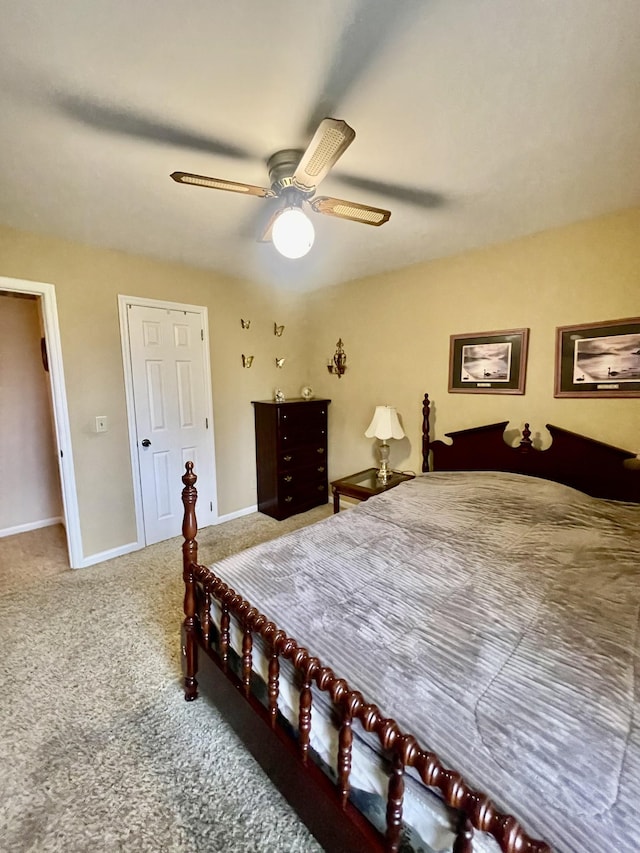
[127,304,214,545]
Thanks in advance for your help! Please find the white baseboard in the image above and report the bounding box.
[211,500,333,525]
[74,495,328,568]
[0,516,64,539]
[214,504,258,524]
[75,506,259,568]
[67,496,330,568]
[76,540,141,569]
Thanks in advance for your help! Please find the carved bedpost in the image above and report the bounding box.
[386,752,405,852]
[182,461,199,702]
[519,422,533,452]
[337,709,354,807]
[298,657,315,767]
[422,393,431,473]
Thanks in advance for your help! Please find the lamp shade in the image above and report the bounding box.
[365,406,405,440]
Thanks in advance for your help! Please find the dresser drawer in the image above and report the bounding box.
[279,406,328,429]
[278,463,327,490]
[278,445,327,470]
[279,424,327,448]
[278,480,328,512]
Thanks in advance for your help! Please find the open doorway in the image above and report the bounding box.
[0,276,81,571]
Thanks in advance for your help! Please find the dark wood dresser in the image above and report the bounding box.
[252,398,331,520]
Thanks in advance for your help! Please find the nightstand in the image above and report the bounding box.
[330,467,415,513]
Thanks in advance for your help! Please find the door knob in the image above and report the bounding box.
[141,439,151,447]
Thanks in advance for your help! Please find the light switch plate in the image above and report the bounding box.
[95,415,108,433]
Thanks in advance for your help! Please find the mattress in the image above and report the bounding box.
[206,471,640,853]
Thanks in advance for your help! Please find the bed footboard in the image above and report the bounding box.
[180,464,551,853]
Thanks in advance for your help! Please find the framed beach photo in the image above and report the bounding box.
[448,328,529,394]
[555,317,640,398]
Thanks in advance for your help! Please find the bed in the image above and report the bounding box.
[180,393,640,852]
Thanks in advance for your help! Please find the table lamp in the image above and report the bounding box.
[365,406,405,484]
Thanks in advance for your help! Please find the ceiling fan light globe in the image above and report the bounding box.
[272,208,315,259]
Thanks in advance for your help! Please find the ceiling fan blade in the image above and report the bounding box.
[310,196,391,226]
[57,94,254,160]
[292,118,356,194]
[170,172,274,198]
[303,0,420,136]
[335,173,447,210]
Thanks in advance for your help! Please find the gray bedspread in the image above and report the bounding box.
[208,471,640,853]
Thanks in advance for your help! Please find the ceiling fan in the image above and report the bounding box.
[170,118,391,259]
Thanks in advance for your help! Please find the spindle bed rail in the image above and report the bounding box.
[181,393,640,852]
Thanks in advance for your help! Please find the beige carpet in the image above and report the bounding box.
[0,505,333,852]
[0,523,69,596]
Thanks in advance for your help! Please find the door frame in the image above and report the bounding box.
[118,294,218,547]
[0,275,83,568]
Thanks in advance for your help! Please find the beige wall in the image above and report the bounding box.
[0,225,309,558]
[1,208,638,561]
[0,292,62,532]
[304,208,640,480]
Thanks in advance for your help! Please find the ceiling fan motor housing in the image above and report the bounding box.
[267,149,311,196]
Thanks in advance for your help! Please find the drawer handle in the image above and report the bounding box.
[317,447,325,454]
[284,496,293,503]
[317,466,325,473]
[317,485,324,491]
[284,475,293,482]
[283,455,292,462]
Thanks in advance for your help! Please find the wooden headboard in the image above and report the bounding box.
[421,393,640,503]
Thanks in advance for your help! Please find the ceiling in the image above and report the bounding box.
[1,0,639,291]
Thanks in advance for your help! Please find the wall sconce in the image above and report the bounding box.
[241,354,254,368]
[275,357,285,368]
[327,338,347,378]
[240,319,251,329]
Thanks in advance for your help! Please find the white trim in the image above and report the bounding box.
[117,297,145,552]
[76,540,141,569]
[212,499,333,524]
[0,516,64,539]
[0,276,83,568]
[118,294,218,547]
[215,504,257,524]
[82,505,258,563]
